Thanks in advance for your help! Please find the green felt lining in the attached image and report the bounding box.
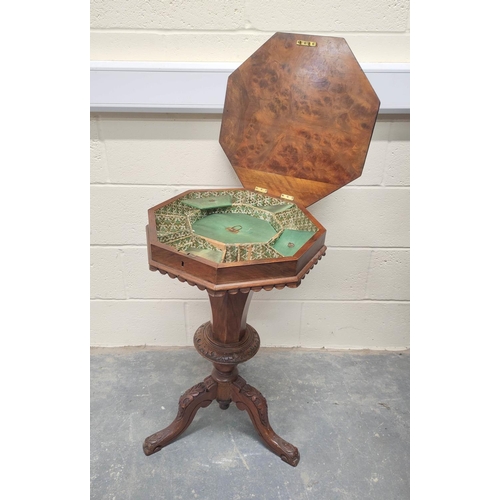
[258,203,294,214]
[272,229,316,257]
[155,190,318,264]
[192,213,277,244]
[180,194,232,210]
[183,247,224,263]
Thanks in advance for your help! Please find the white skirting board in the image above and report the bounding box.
[90,61,409,114]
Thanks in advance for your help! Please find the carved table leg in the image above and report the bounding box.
[143,375,217,456]
[143,290,300,466]
[231,375,300,467]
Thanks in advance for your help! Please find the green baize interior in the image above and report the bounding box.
[192,213,277,244]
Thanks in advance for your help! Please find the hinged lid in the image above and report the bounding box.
[219,33,380,207]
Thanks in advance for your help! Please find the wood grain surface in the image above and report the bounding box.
[220,33,380,207]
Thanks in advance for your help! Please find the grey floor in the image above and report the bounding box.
[91,347,409,500]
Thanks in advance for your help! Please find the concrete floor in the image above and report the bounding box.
[90,347,409,500]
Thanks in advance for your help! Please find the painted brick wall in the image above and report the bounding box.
[90,1,410,349]
[90,0,410,62]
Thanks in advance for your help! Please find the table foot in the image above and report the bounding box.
[143,376,217,456]
[231,376,300,467]
[218,400,231,410]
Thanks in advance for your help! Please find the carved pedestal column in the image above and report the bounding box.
[143,290,300,466]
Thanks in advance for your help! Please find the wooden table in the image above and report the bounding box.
[142,246,326,467]
[140,31,379,467]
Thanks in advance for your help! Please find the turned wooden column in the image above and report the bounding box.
[205,290,254,409]
[194,291,259,381]
[209,290,253,344]
[143,289,300,466]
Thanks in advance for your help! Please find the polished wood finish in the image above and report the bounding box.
[143,290,300,466]
[146,189,327,291]
[142,33,379,466]
[208,290,252,343]
[231,375,299,466]
[220,33,380,207]
[143,376,217,456]
[148,221,327,293]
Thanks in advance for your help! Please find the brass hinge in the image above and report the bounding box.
[281,193,294,201]
[296,40,317,47]
[255,186,268,194]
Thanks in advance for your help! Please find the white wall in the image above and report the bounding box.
[90,1,410,349]
[90,0,409,63]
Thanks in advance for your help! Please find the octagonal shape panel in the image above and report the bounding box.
[219,33,380,207]
[147,189,327,291]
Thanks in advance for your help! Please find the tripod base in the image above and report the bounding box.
[143,290,299,467]
[143,368,300,466]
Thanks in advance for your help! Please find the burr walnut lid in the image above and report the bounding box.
[219,32,380,207]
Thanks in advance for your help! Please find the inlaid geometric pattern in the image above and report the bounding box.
[154,190,318,263]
